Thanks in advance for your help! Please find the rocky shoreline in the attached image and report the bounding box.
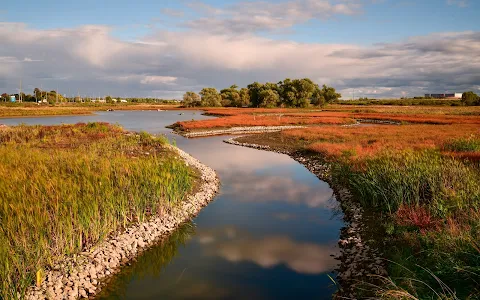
[223,136,387,298]
[26,145,219,300]
[178,125,306,138]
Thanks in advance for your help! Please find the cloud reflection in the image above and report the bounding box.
[222,171,335,208]
[197,227,339,275]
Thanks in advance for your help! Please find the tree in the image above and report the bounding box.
[200,88,222,107]
[247,82,264,107]
[33,88,42,101]
[220,85,241,107]
[311,86,326,107]
[461,91,479,106]
[278,78,316,107]
[318,84,341,105]
[258,89,280,108]
[1,93,8,102]
[105,95,113,103]
[239,88,251,107]
[183,91,201,107]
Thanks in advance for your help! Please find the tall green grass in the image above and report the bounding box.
[0,123,195,299]
[343,151,480,216]
[333,150,480,298]
[443,136,480,153]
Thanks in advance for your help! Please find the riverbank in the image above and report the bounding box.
[26,145,219,300]
[0,123,219,299]
[229,128,480,298]
[224,136,388,298]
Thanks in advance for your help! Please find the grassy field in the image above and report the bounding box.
[0,123,196,299]
[180,106,480,298]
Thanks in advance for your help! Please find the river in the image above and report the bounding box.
[1,111,344,299]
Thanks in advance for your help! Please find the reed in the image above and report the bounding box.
[333,151,480,298]
[0,123,195,299]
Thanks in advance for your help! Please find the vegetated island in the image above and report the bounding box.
[172,105,480,299]
[0,123,219,299]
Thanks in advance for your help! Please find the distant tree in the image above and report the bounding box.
[461,91,479,106]
[247,82,264,107]
[311,87,326,107]
[1,93,8,102]
[220,85,241,107]
[258,89,280,108]
[183,91,201,107]
[23,94,36,102]
[33,88,42,101]
[105,95,113,103]
[200,88,222,107]
[278,78,316,107]
[319,84,341,104]
[239,88,251,107]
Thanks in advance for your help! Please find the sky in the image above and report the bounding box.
[1,0,479,99]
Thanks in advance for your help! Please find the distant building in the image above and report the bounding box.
[425,93,462,99]
[10,95,16,102]
[120,99,128,103]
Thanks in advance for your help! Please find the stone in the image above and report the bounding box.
[79,288,87,298]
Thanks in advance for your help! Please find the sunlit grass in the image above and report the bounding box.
[0,123,195,299]
[333,150,480,298]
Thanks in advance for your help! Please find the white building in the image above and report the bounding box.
[425,93,462,99]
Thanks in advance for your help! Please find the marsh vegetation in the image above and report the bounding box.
[0,123,195,299]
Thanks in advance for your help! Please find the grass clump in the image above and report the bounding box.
[443,135,480,153]
[346,151,480,215]
[334,150,480,299]
[0,123,195,299]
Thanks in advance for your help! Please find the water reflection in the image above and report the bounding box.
[1,111,343,299]
[222,171,335,208]
[96,223,195,299]
[197,227,339,275]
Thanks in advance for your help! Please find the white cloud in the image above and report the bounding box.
[447,0,468,8]
[184,0,362,34]
[0,21,479,98]
[140,75,177,85]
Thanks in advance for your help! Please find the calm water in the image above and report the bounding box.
[1,111,343,299]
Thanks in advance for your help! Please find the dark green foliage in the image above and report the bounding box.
[186,78,341,108]
[199,87,222,107]
[443,136,480,153]
[462,91,480,106]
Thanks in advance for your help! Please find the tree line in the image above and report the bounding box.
[0,88,179,104]
[182,78,341,108]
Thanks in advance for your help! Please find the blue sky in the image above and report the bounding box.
[1,0,479,98]
[3,0,479,44]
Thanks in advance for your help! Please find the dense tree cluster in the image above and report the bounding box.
[461,91,480,106]
[182,78,341,108]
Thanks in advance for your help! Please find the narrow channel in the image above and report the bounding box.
[2,111,344,299]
